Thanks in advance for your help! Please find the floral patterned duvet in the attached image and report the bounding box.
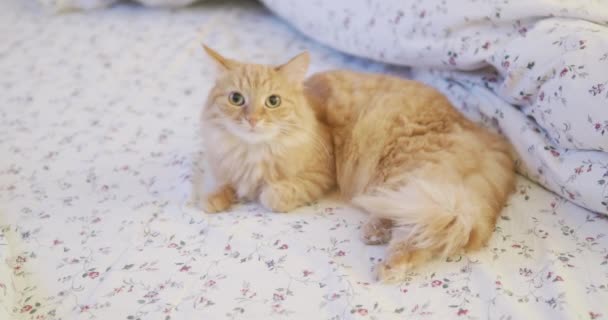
[1,1,607,319]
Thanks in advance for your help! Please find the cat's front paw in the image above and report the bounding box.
[202,186,235,214]
[259,182,298,213]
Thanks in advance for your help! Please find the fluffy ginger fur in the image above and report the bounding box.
[199,46,335,213]
[305,70,516,282]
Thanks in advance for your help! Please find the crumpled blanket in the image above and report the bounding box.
[261,0,608,215]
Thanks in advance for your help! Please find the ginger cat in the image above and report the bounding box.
[199,47,515,283]
[199,46,335,213]
[305,71,516,282]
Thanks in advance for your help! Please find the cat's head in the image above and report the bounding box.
[202,45,312,144]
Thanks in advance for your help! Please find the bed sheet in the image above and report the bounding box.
[1,1,607,319]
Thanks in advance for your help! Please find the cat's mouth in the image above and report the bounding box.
[223,120,279,144]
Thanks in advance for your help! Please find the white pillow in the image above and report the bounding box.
[39,0,200,11]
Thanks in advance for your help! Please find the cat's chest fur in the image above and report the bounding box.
[228,145,273,199]
[206,131,290,200]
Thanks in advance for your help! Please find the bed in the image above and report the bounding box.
[1,0,607,319]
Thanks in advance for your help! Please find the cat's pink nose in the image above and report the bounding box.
[247,116,258,128]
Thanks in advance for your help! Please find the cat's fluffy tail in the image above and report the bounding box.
[352,177,496,258]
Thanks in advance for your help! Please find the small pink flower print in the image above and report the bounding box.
[16,256,26,263]
[358,308,368,316]
[586,237,595,242]
[88,271,99,279]
[205,280,216,287]
[589,311,602,319]
[168,243,178,248]
[457,309,468,316]
[419,10,426,18]
[482,42,490,50]
[273,293,284,301]
[575,166,584,174]
[589,83,605,96]
[91,217,101,223]
[335,250,346,257]
[179,265,190,272]
[330,293,340,300]
[279,244,288,250]
[553,275,564,282]
[595,123,602,130]
[401,288,408,294]
[52,239,63,246]
[560,68,568,77]
[518,27,527,36]
[343,17,351,29]
[394,10,404,24]
[520,268,533,277]
[539,91,545,101]
[21,305,33,313]
[431,280,443,287]
[501,60,510,69]
[495,281,502,286]
[224,244,231,251]
[302,270,313,277]
[550,150,560,157]
[79,305,90,313]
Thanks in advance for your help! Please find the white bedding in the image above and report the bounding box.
[1,1,607,319]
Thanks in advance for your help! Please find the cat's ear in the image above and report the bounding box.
[276,52,310,82]
[202,44,237,71]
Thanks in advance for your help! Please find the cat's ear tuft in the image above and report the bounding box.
[276,51,310,82]
[202,44,237,71]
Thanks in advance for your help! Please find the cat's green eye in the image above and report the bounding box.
[265,94,281,108]
[228,92,245,106]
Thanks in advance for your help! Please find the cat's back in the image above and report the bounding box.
[305,70,464,127]
[307,70,428,94]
